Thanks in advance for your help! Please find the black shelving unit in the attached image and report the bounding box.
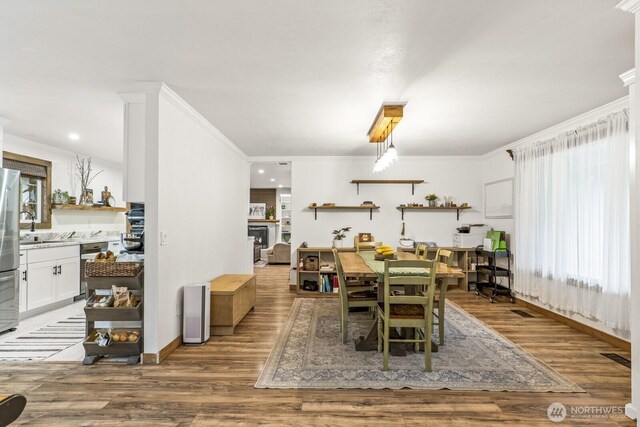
[475,249,514,303]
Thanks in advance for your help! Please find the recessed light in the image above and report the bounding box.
[270,178,275,182]
[68,133,80,141]
[258,169,265,174]
[278,184,283,188]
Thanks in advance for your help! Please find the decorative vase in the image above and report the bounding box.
[269,215,274,220]
[428,200,436,207]
[333,239,343,248]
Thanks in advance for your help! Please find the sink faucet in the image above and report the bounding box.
[20,211,36,232]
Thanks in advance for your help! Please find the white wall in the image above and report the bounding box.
[480,151,514,239]
[143,85,250,355]
[4,134,126,232]
[290,156,490,252]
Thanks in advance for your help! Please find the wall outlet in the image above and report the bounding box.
[160,231,168,246]
[176,302,182,317]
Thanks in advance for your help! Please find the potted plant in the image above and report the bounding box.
[52,189,64,205]
[266,205,276,220]
[425,194,438,207]
[332,227,352,248]
[75,155,103,205]
[444,195,454,207]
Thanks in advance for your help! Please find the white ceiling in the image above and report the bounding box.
[0,0,633,163]
[250,162,292,189]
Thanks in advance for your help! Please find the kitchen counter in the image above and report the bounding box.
[20,237,119,251]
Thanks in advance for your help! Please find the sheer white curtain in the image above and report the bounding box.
[513,110,630,336]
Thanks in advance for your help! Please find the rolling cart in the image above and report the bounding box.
[475,248,514,303]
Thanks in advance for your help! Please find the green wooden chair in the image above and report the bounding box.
[415,244,427,258]
[432,249,454,345]
[333,248,378,344]
[377,258,438,372]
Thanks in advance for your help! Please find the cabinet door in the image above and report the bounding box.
[56,257,80,301]
[26,260,56,310]
[19,264,27,313]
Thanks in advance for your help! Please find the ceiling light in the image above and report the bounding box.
[258,169,265,174]
[278,184,283,188]
[68,133,80,141]
[370,104,403,173]
[270,178,275,182]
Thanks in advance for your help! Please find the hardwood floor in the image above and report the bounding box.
[1,265,633,426]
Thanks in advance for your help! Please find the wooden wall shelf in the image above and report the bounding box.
[308,205,379,220]
[53,204,128,213]
[350,180,425,195]
[248,219,280,223]
[396,205,472,220]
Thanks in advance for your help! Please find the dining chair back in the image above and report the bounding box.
[377,258,438,372]
[433,249,454,345]
[333,248,377,343]
[414,244,428,258]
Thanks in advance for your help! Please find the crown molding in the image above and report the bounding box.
[620,69,636,87]
[481,96,629,159]
[617,0,640,13]
[247,155,481,163]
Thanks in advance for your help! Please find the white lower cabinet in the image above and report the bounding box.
[22,245,80,313]
[26,260,57,310]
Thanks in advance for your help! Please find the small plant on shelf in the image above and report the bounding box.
[266,205,276,220]
[332,227,352,248]
[425,194,438,207]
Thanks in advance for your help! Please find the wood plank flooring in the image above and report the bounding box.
[0,265,633,426]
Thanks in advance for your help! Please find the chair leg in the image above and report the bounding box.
[341,303,348,344]
[425,319,432,372]
[377,311,382,352]
[438,304,445,346]
[414,328,419,353]
[383,323,389,371]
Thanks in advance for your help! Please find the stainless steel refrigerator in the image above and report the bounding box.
[0,168,20,334]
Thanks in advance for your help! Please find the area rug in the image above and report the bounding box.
[255,298,583,391]
[0,313,85,361]
[254,259,269,268]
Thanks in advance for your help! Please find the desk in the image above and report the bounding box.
[338,252,464,353]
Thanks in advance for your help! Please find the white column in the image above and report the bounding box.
[617,2,640,422]
[118,93,147,203]
[0,117,9,162]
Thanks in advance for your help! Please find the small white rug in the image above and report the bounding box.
[254,260,269,268]
[0,313,85,361]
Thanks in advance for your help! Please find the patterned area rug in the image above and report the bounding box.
[0,313,85,361]
[255,298,583,391]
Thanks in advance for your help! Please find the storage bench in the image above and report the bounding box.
[210,274,256,335]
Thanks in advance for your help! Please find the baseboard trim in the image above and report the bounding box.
[142,335,183,364]
[515,298,630,352]
[625,403,638,420]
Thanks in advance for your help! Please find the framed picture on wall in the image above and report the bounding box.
[485,178,513,219]
[248,203,266,219]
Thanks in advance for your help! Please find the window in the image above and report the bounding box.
[3,152,52,230]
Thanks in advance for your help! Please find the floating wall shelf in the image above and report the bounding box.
[350,180,425,195]
[308,205,380,221]
[396,205,471,220]
[52,204,128,213]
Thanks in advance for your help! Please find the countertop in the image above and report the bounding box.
[19,236,120,251]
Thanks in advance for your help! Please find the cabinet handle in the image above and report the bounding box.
[22,270,27,282]
[58,265,62,275]
[53,266,57,275]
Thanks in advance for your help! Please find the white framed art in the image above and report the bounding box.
[484,178,513,219]
[248,203,266,219]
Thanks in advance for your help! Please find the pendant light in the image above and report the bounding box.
[369,105,403,173]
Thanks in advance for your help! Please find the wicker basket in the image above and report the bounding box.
[85,261,143,278]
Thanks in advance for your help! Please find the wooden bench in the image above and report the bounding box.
[210,274,256,335]
[0,394,27,426]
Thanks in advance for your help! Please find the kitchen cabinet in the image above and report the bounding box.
[26,260,57,310]
[21,245,80,312]
[120,95,146,203]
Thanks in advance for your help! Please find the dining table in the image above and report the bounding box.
[337,251,465,354]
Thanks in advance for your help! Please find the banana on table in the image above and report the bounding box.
[375,245,395,256]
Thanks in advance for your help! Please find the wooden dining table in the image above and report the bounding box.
[338,251,465,353]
